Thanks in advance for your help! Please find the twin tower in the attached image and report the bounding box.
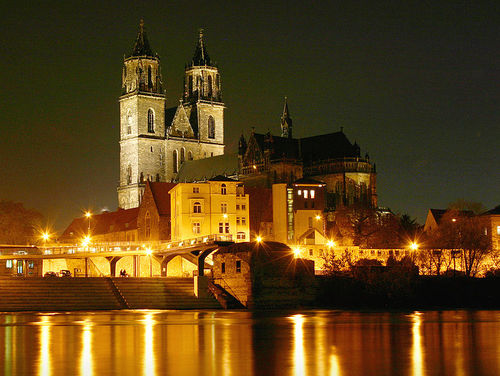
[118,21,225,209]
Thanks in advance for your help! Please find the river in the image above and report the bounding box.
[0,310,499,375]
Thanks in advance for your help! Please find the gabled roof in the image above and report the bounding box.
[208,175,237,182]
[293,177,325,186]
[148,182,177,215]
[484,205,500,215]
[128,19,156,58]
[252,133,300,160]
[300,131,360,163]
[176,154,239,182]
[428,209,447,224]
[60,208,139,241]
[168,103,195,138]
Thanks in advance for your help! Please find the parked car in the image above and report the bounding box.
[44,271,57,277]
[59,270,72,277]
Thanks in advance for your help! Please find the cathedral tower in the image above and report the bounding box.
[280,97,293,138]
[118,20,166,209]
[164,29,224,178]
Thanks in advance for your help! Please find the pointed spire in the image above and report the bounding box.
[280,97,293,138]
[128,19,155,58]
[190,28,212,66]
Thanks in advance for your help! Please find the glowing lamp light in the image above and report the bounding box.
[315,215,321,220]
[410,242,419,251]
[145,247,153,256]
[223,213,228,219]
[82,235,92,247]
[293,247,302,258]
[326,240,336,248]
[252,165,257,170]
[256,236,262,243]
[41,232,50,242]
[452,218,457,222]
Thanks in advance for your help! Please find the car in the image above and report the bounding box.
[44,271,57,277]
[59,270,72,277]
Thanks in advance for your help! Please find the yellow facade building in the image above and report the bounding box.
[170,177,250,242]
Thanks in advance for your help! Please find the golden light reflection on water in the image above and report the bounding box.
[412,312,425,376]
[329,346,341,376]
[291,314,305,376]
[80,319,93,376]
[143,313,156,376]
[39,316,51,376]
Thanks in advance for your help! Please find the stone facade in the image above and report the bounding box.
[118,23,225,209]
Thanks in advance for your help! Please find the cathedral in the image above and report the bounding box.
[118,21,377,211]
[118,21,225,209]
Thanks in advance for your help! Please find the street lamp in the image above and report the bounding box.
[293,247,302,258]
[85,211,92,234]
[255,236,262,243]
[410,242,419,251]
[326,240,336,248]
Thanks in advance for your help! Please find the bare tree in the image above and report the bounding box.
[0,201,44,244]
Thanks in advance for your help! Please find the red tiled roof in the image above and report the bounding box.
[244,187,273,233]
[60,207,139,241]
[148,182,177,215]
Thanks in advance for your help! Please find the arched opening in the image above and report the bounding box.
[126,165,132,184]
[188,151,193,160]
[221,184,227,195]
[208,116,215,139]
[193,202,202,213]
[188,75,193,95]
[147,109,154,133]
[180,148,185,164]
[148,66,152,89]
[173,150,178,173]
[207,75,213,98]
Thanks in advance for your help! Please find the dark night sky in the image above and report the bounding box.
[0,1,498,232]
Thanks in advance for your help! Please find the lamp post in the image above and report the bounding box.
[85,211,92,235]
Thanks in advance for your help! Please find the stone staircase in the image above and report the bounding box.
[111,277,222,309]
[0,277,122,311]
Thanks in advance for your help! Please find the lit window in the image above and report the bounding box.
[497,226,500,235]
[298,190,302,196]
[236,260,241,273]
[304,190,308,199]
[192,222,201,234]
[237,232,246,240]
[221,203,227,213]
[310,190,315,199]
[28,261,34,269]
[193,187,199,193]
[193,202,202,213]
[221,262,225,274]
[221,184,227,195]
[6,260,12,268]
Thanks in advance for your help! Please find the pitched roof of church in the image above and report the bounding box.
[148,182,177,215]
[252,133,300,160]
[484,205,500,215]
[176,153,239,182]
[60,208,139,242]
[189,29,213,67]
[128,19,156,58]
[300,132,360,163]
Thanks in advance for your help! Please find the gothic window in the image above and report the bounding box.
[180,148,185,164]
[207,75,213,98]
[221,184,227,195]
[126,165,132,184]
[126,110,132,135]
[216,74,220,90]
[208,116,215,139]
[148,66,152,89]
[173,150,178,173]
[188,151,193,160]
[147,109,154,133]
[193,202,202,213]
[145,211,151,238]
[188,75,193,95]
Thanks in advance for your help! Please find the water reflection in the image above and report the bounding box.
[80,319,93,376]
[411,312,424,376]
[0,310,497,375]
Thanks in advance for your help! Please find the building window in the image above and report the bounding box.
[173,150,178,173]
[28,261,34,269]
[147,109,154,133]
[236,217,241,225]
[310,190,315,199]
[6,260,12,268]
[145,211,151,238]
[126,165,132,184]
[237,232,246,240]
[180,148,185,164]
[225,223,230,233]
[497,226,500,235]
[221,262,225,274]
[236,204,240,210]
[221,184,227,195]
[236,260,241,273]
[218,222,224,234]
[192,222,201,234]
[207,75,213,98]
[308,217,313,228]
[304,190,308,199]
[208,116,215,139]
[188,151,193,160]
[298,190,302,196]
[221,203,227,213]
[241,217,246,225]
[193,187,200,193]
[148,66,152,88]
[188,75,193,94]
[309,249,313,256]
[241,204,246,210]
[193,202,202,213]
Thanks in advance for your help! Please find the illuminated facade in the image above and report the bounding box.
[118,22,225,209]
[169,178,250,242]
